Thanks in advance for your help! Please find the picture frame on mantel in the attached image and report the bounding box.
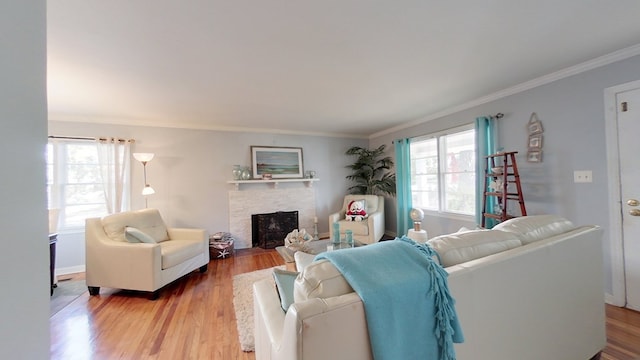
[251,146,304,179]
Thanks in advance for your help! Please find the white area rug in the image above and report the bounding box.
[233,266,284,352]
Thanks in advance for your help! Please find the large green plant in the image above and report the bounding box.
[345,144,396,196]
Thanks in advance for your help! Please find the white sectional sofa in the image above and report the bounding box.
[253,215,606,360]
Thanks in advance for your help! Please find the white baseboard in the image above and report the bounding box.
[605,292,625,307]
[56,265,86,277]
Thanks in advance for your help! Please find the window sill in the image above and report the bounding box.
[422,210,475,222]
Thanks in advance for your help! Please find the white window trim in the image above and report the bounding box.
[47,138,132,232]
[411,123,476,220]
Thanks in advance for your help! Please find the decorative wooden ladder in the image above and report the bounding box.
[481,151,527,228]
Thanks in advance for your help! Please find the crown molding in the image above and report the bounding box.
[48,114,369,139]
[370,43,640,139]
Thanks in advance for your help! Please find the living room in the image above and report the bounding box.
[4,1,640,358]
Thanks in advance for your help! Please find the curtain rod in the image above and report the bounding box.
[48,135,135,143]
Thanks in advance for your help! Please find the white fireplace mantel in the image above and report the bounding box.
[227,178,319,190]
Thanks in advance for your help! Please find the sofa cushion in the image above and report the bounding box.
[337,220,370,236]
[159,240,202,269]
[427,229,522,267]
[492,215,575,245]
[102,208,170,243]
[294,259,353,302]
[272,268,299,312]
[124,226,156,243]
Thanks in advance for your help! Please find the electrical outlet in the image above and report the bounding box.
[573,170,593,183]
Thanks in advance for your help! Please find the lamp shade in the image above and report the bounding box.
[133,153,154,162]
[410,208,424,222]
[142,185,155,196]
[48,208,60,234]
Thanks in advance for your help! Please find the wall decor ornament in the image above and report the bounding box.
[527,113,544,134]
[528,134,543,149]
[527,151,543,163]
[526,112,544,163]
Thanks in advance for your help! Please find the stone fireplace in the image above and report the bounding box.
[228,187,316,248]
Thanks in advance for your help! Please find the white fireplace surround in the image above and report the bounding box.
[229,187,317,249]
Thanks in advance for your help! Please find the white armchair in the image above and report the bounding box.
[329,195,385,245]
[85,208,209,299]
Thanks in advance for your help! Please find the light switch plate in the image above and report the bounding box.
[573,170,593,183]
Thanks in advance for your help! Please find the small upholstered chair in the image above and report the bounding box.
[329,195,385,245]
[85,208,209,299]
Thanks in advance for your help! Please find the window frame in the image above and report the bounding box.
[410,123,476,220]
[47,138,131,232]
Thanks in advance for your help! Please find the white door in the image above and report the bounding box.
[617,87,640,311]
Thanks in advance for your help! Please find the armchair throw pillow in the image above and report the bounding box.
[345,199,368,221]
[125,226,157,244]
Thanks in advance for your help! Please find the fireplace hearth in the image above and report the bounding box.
[252,211,299,249]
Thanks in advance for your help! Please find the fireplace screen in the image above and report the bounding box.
[251,211,299,249]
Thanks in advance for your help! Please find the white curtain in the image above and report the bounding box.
[96,138,132,214]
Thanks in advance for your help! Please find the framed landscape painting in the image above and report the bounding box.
[251,146,304,179]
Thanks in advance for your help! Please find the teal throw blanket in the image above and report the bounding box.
[316,237,464,360]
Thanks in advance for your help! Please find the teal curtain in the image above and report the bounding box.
[395,138,412,236]
[475,117,498,228]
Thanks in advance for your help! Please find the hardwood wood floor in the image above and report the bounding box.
[51,248,640,360]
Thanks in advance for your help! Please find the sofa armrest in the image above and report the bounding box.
[86,227,162,291]
[366,210,385,242]
[254,276,372,360]
[328,212,344,226]
[254,278,287,356]
[287,293,373,360]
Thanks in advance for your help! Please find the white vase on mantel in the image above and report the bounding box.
[232,165,242,180]
[241,167,251,180]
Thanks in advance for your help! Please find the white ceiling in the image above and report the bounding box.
[47,1,640,138]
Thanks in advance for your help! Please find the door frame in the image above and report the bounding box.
[604,78,640,306]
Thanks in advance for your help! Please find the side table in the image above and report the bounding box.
[407,229,428,243]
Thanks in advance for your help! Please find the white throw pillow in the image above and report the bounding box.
[125,226,157,244]
[427,229,522,267]
[492,215,574,245]
[294,259,353,303]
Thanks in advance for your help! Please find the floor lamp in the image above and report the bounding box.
[133,153,155,208]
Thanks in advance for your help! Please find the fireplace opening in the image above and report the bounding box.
[251,211,299,249]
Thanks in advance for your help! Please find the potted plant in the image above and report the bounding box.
[345,144,396,196]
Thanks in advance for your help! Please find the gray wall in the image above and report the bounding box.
[371,53,640,296]
[48,120,367,273]
[0,0,49,358]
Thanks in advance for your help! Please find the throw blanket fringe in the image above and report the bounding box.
[408,238,460,360]
[317,236,463,360]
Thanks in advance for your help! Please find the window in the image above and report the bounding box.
[410,125,475,216]
[47,139,131,230]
